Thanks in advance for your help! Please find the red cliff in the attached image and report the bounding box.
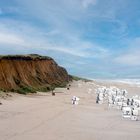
[0,54,69,93]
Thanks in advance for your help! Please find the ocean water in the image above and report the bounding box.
[113,79,140,86]
[94,79,140,87]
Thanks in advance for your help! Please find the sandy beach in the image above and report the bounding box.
[0,80,140,140]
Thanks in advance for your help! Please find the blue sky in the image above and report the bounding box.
[0,0,140,79]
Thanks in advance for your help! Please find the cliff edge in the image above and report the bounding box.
[0,54,69,93]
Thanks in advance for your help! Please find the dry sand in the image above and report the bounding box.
[0,80,140,140]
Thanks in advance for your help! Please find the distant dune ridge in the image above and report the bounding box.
[0,54,70,93]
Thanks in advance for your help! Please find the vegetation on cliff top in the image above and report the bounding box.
[70,75,91,82]
[0,54,53,61]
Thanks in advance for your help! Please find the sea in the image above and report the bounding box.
[93,79,140,87]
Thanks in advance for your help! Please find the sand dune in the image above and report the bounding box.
[0,80,140,140]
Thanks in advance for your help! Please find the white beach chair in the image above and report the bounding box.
[75,97,80,105]
[131,109,138,121]
[131,107,140,121]
[72,96,80,105]
[72,96,76,104]
[122,107,132,119]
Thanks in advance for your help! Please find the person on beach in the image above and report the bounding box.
[51,89,55,96]
[96,94,99,103]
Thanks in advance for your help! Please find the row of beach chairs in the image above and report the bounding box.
[95,86,140,121]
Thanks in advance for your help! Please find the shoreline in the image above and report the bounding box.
[93,78,140,86]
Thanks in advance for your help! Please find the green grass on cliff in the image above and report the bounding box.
[0,76,89,95]
[9,86,37,95]
[16,86,37,95]
[70,75,91,82]
[0,83,68,95]
[0,75,89,95]
[0,54,52,60]
[15,85,57,94]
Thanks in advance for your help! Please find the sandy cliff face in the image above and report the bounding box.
[0,54,69,91]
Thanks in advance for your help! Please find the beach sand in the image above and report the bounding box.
[0,80,140,140]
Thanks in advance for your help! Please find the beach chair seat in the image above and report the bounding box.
[122,107,132,118]
[131,115,138,121]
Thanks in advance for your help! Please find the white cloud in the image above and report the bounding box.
[115,37,140,66]
[82,0,97,8]
[44,41,110,58]
[115,54,140,66]
[0,32,24,45]
[14,0,128,41]
[46,46,89,57]
[0,0,113,60]
[0,19,109,58]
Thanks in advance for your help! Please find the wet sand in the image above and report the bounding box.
[0,80,140,140]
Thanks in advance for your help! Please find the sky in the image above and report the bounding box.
[0,0,140,79]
